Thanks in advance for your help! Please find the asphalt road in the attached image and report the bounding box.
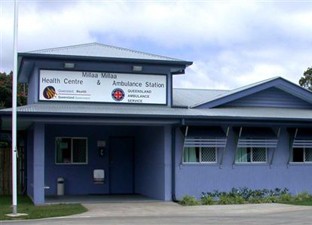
[1,202,312,225]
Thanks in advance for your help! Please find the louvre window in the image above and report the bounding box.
[292,147,312,163]
[234,127,278,165]
[235,147,267,163]
[183,147,217,163]
[290,128,312,163]
[182,126,227,164]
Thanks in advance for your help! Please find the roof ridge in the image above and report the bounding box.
[94,43,181,61]
[26,42,183,61]
[27,42,97,53]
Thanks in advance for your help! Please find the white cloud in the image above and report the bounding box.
[1,0,312,90]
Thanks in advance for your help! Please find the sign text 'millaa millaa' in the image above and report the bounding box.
[82,72,117,79]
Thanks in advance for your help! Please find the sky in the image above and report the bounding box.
[1,0,312,90]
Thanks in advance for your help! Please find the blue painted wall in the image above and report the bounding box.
[27,123,46,204]
[45,124,137,195]
[27,68,39,104]
[33,123,45,204]
[175,126,312,199]
[135,126,166,200]
[43,124,169,200]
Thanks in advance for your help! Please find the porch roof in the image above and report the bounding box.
[2,102,312,122]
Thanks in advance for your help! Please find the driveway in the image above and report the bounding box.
[2,202,312,225]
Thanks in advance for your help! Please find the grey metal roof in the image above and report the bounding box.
[1,85,312,124]
[173,88,228,107]
[192,77,280,108]
[26,42,188,63]
[191,77,312,108]
[2,102,312,122]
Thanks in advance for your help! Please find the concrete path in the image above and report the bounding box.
[2,202,312,225]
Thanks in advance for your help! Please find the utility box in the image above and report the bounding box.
[93,169,105,184]
[57,177,64,196]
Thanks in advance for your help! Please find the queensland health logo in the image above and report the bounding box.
[111,88,125,101]
[43,86,57,99]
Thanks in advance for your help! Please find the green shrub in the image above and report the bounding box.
[219,195,244,205]
[248,197,263,204]
[180,195,200,206]
[201,195,214,205]
[294,192,312,202]
[263,196,279,203]
[278,193,293,202]
[202,187,292,205]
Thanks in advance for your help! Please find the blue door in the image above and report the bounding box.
[109,137,134,194]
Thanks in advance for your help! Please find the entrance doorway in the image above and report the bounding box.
[109,137,134,194]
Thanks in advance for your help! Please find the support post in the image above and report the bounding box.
[33,123,45,205]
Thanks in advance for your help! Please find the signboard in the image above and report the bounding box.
[39,70,167,104]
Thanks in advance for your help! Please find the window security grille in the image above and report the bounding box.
[235,147,267,163]
[183,147,217,163]
[252,147,266,162]
[305,149,312,161]
[201,147,216,162]
[290,128,312,163]
[292,147,312,162]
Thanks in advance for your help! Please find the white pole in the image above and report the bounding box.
[12,0,19,215]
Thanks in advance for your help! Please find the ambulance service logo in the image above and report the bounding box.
[111,88,125,101]
[43,86,57,99]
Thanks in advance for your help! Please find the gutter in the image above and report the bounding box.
[2,108,312,127]
[18,53,193,67]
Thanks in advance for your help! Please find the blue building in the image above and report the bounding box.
[1,43,312,205]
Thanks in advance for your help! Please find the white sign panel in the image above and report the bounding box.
[39,70,167,104]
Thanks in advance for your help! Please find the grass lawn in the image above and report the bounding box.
[281,200,312,206]
[0,195,87,220]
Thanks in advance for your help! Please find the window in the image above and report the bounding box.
[183,147,217,163]
[56,137,88,164]
[235,147,267,163]
[292,147,312,163]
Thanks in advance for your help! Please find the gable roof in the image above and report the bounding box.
[192,77,312,108]
[20,42,192,65]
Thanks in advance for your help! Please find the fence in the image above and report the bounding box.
[0,146,25,195]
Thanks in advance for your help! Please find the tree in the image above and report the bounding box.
[0,71,27,109]
[299,67,312,91]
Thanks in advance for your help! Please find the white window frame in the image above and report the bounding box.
[291,147,312,163]
[183,146,217,164]
[55,137,88,165]
[235,147,268,164]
